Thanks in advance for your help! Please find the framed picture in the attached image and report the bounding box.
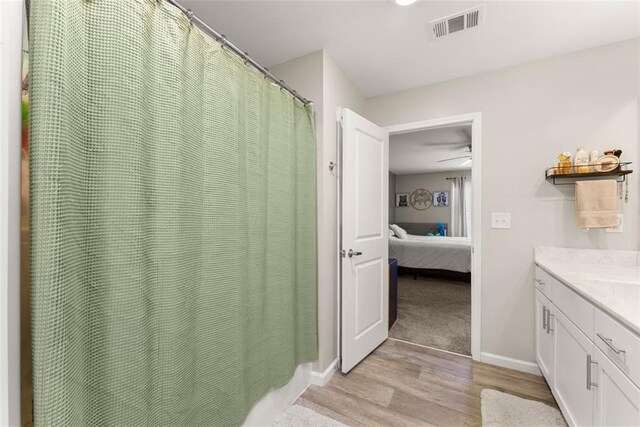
[410,189,433,210]
[433,191,449,207]
[395,193,409,207]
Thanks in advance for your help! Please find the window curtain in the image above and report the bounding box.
[450,177,471,237]
[29,0,317,425]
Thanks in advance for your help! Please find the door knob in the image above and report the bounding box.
[348,249,362,257]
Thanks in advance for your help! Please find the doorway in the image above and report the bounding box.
[338,110,481,372]
[387,119,476,356]
[386,114,481,359]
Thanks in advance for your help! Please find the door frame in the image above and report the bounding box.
[383,112,482,361]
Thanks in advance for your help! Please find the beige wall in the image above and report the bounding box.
[366,39,639,364]
[271,51,366,373]
[395,171,471,225]
[273,39,639,370]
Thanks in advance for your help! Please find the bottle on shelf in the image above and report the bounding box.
[588,149,600,172]
[574,146,589,174]
[557,152,572,175]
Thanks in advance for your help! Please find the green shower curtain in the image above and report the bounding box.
[29,0,317,425]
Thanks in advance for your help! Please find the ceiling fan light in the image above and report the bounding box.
[395,0,417,6]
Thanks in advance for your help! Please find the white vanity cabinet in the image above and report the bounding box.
[553,309,595,426]
[535,289,555,383]
[593,346,640,426]
[534,265,640,427]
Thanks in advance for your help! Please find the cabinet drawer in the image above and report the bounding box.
[554,281,594,339]
[535,265,554,300]
[595,308,640,388]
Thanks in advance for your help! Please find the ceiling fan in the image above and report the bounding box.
[437,144,472,166]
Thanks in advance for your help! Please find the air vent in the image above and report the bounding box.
[428,5,485,40]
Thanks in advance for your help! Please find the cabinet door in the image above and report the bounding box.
[554,310,595,427]
[593,347,640,426]
[535,290,554,384]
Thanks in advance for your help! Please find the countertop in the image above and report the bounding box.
[535,246,640,336]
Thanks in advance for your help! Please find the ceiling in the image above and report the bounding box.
[390,125,472,175]
[181,0,639,97]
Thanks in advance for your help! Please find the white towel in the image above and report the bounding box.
[575,180,618,229]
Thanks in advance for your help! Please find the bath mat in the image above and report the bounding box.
[272,404,348,427]
[481,389,566,426]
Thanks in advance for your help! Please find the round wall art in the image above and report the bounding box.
[410,189,433,210]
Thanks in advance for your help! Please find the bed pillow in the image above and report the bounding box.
[388,228,396,238]
[389,224,408,239]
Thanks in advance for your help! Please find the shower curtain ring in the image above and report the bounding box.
[186,9,194,24]
[220,35,227,50]
[243,52,250,65]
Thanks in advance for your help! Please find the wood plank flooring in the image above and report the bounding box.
[297,339,557,426]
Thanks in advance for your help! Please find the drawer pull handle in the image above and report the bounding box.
[597,333,626,358]
[542,306,548,331]
[547,313,554,333]
[586,354,598,390]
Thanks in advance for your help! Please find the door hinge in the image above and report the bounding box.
[340,249,346,258]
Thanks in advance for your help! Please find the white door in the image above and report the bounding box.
[593,347,640,426]
[554,310,595,427]
[340,108,389,373]
[535,290,555,385]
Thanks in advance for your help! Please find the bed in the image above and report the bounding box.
[389,234,472,274]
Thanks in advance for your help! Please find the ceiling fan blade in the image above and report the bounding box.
[437,155,472,163]
[420,141,470,147]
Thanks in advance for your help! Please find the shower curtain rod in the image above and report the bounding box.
[166,0,312,105]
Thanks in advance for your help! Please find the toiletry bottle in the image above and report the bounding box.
[557,152,572,175]
[574,146,589,174]
[588,149,599,172]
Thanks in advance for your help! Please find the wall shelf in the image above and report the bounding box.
[545,162,632,185]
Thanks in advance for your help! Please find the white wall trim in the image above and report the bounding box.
[384,112,483,362]
[243,363,312,426]
[1,1,24,425]
[480,352,542,376]
[310,358,337,386]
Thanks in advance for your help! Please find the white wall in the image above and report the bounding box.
[271,51,366,373]
[395,171,471,225]
[1,1,24,425]
[365,39,639,364]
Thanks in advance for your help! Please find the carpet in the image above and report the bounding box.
[272,405,348,427]
[390,275,471,355]
[481,389,566,426]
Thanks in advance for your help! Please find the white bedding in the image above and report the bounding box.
[389,234,472,273]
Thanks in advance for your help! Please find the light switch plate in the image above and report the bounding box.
[605,214,623,233]
[491,212,511,229]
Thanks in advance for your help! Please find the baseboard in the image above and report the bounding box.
[480,352,541,376]
[310,358,338,386]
